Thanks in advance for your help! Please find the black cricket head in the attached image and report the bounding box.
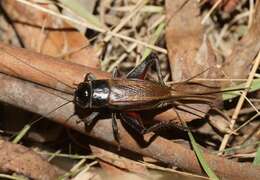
[74,82,92,108]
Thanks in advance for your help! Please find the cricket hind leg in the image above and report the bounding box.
[119,112,149,147]
[127,53,165,85]
[142,120,188,134]
[119,112,145,135]
[145,102,210,134]
[112,112,147,150]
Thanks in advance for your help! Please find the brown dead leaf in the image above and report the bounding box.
[166,0,220,85]
[221,0,240,12]
[206,0,240,13]
[165,0,221,122]
[222,0,260,85]
[1,0,99,68]
[0,139,63,179]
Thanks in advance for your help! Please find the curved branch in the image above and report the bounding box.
[0,73,259,179]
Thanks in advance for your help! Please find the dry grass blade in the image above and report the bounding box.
[59,0,105,29]
[15,0,167,54]
[219,51,260,153]
[201,0,222,24]
[103,0,149,42]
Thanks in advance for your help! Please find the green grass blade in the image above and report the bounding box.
[223,79,260,100]
[0,174,28,180]
[12,124,31,144]
[59,0,105,29]
[253,146,260,165]
[217,141,260,155]
[141,22,165,61]
[187,131,219,180]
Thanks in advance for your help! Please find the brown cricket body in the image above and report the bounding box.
[75,78,214,111]
[73,53,220,144]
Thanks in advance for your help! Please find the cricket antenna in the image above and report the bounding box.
[0,49,76,90]
[64,113,77,123]
[30,100,73,126]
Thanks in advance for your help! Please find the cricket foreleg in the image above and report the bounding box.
[83,72,96,82]
[112,113,121,149]
[81,111,99,126]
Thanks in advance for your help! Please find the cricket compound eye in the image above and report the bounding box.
[74,83,91,107]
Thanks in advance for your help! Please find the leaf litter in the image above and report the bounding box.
[0,0,259,179]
